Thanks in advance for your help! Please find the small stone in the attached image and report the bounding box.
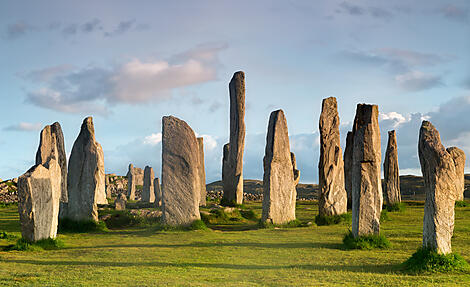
[142,166,155,203]
[115,193,127,211]
[383,130,401,205]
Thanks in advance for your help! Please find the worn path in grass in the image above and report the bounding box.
[1,201,469,286]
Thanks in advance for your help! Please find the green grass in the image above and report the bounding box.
[58,218,108,233]
[1,200,470,285]
[343,231,391,250]
[315,213,351,226]
[259,218,305,229]
[403,248,470,273]
[455,201,468,207]
[386,202,407,212]
[101,210,160,229]
[3,238,64,251]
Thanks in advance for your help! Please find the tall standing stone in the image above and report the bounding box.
[154,177,162,206]
[318,97,347,216]
[291,152,300,186]
[161,116,200,226]
[261,110,297,224]
[67,117,106,222]
[142,166,155,203]
[351,104,383,238]
[35,122,68,218]
[447,147,466,201]
[126,164,136,200]
[222,71,246,205]
[419,121,457,254]
[197,137,207,206]
[383,130,401,205]
[343,131,353,205]
[18,159,61,242]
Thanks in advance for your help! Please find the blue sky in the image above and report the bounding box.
[1,0,469,183]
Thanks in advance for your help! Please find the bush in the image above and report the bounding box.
[103,210,160,228]
[455,201,468,207]
[3,238,64,251]
[58,218,108,233]
[402,248,470,273]
[315,213,351,226]
[385,202,406,212]
[343,231,391,250]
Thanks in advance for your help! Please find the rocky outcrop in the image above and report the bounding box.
[419,121,457,254]
[383,130,401,205]
[343,131,353,205]
[18,159,61,242]
[197,137,207,206]
[66,117,106,222]
[351,104,383,238]
[447,147,466,201]
[261,110,297,224]
[318,97,347,216]
[126,164,136,200]
[154,178,161,206]
[161,116,201,226]
[291,152,300,186]
[222,71,246,205]
[142,166,155,203]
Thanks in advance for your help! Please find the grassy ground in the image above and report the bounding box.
[0,201,469,286]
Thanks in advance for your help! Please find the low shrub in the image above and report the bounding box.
[58,218,108,233]
[343,231,391,250]
[385,202,406,212]
[0,202,17,208]
[315,213,351,226]
[402,248,470,273]
[3,238,64,251]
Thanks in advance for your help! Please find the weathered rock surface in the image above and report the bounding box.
[261,110,297,224]
[419,121,457,254]
[18,159,61,242]
[142,166,155,203]
[35,122,68,218]
[197,137,207,206]
[154,177,162,206]
[115,193,127,210]
[291,152,300,186]
[343,131,353,204]
[447,147,466,201]
[383,130,401,205]
[161,116,201,226]
[318,97,347,216]
[222,71,246,205]
[66,117,106,222]
[126,164,136,200]
[351,104,383,238]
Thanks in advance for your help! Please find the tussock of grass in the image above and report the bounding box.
[385,202,406,212]
[380,210,390,221]
[220,198,243,207]
[455,201,468,207]
[259,219,305,229]
[102,210,159,229]
[3,238,64,251]
[154,219,208,231]
[343,231,391,250]
[58,218,108,233]
[315,213,351,226]
[0,231,18,240]
[240,209,258,221]
[402,248,470,273]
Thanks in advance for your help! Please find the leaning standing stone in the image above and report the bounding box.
[351,104,383,238]
[161,116,201,226]
[18,159,61,242]
[126,164,136,200]
[222,71,246,205]
[261,110,297,224]
[197,137,207,206]
[383,130,401,205]
[67,117,106,222]
[446,147,466,201]
[318,97,347,216]
[142,166,155,203]
[419,120,457,254]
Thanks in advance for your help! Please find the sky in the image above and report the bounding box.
[0,0,469,183]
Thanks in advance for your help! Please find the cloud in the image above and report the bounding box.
[337,2,393,20]
[3,122,42,132]
[6,21,33,39]
[394,71,443,92]
[438,4,469,22]
[104,19,136,37]
[81,18,102,33]
[24,44,226,114]
[143,133,162,146]
[62,24,78,36]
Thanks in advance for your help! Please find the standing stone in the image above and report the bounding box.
[115,193,127,211]
[318,97,347,216]
[419,121,457,254]
[18,159,61,242]
[291,152,300,186]
[447,147,466,201]
[126,164,136,200]
[343,131,353,205]
[142,166,155,203]
[35,122,68,218]
[161,116,201,226]
[261,110,297,224]
[133,167,145,187]
[222,71,246,205]
[67,117,106,222]
[351,104,383,238]
[383,130,401,205]
[197,137,207,206]
[154,177,162,206]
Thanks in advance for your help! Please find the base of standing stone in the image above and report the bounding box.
[342,231,390,250]
[402,248,470,273]
[258,218,303,228]
[57,217,107,233]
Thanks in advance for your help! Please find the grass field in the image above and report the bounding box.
[1,201,470,286]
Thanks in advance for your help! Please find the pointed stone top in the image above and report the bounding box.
[79,116,95,141]
[231,71,245,80]
[388,130,396,136]
[322,96,337,107]
[353,104,379,131]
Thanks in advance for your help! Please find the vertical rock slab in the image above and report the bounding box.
[18,159,61,242]
[154,177,162,206]
[261,110,297,224]
[343,131,353,205]
[222,71,246,205]
[126,164,136,200]
[291,152,300,186]
[318,97,347,216]
[419,121,457,254]
[115,193,127,211]
[35,122,68,218]
[351,104,383,238]
[447,147,466,201]
[161,116,201,226]
[67,117,106,222]
[197,137,207,206]
[383,130,401,205]
[142,166,155,203]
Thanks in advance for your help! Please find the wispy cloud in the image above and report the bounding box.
[336,2,393,20]
[5,21,33,39]
[438,4,469,22]
[3,122,42,132]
